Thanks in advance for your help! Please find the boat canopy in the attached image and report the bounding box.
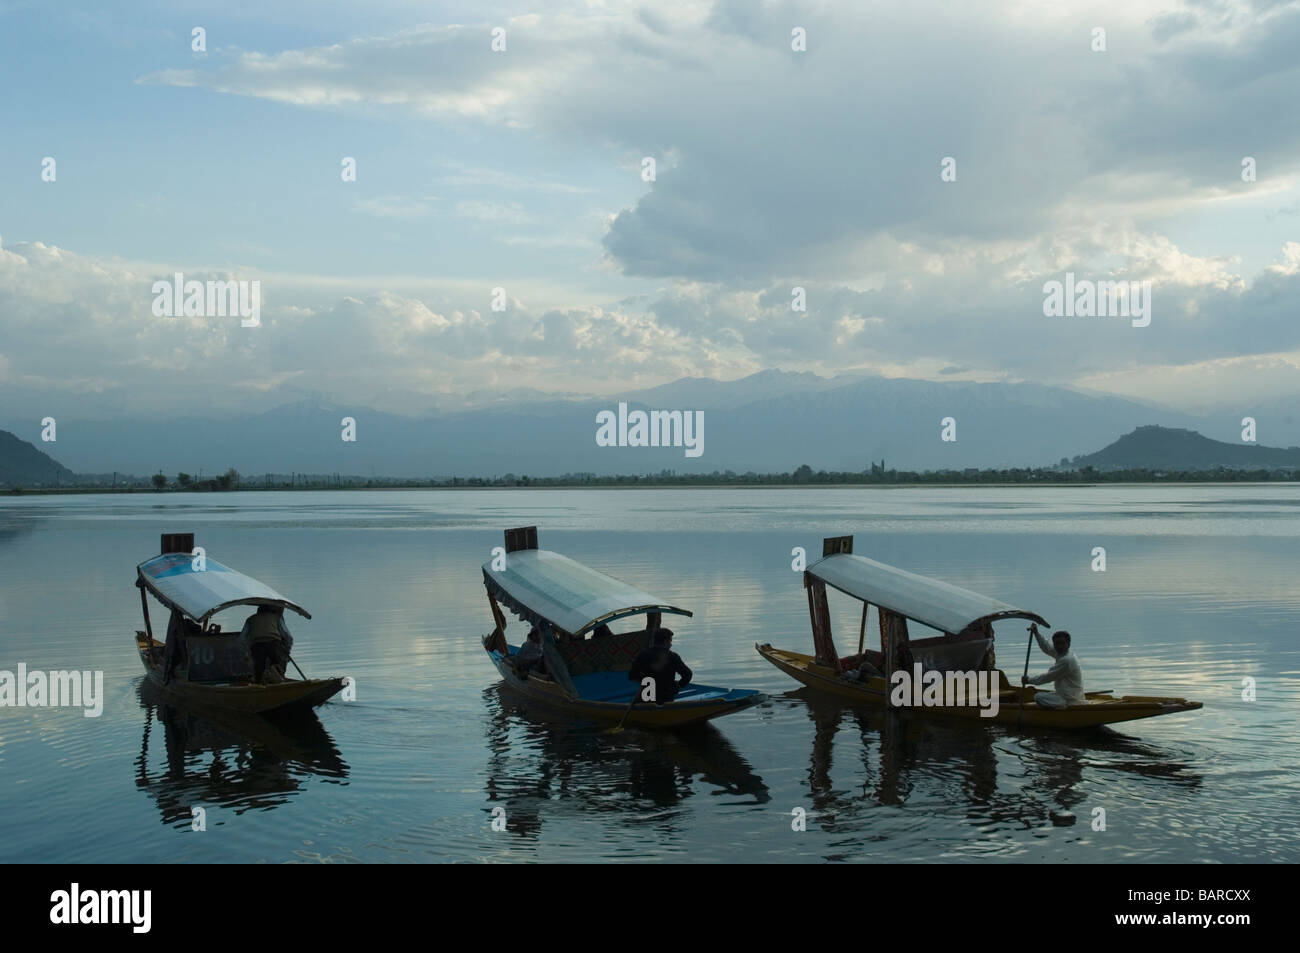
[137,552,311,623]
[482,548,692,636]
[809,552,1047,634]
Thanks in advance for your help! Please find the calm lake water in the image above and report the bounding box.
[0,486,1297,863]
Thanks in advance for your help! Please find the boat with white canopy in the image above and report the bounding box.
[758,535,1203,730]
[134,533,345,713]
[482,527,764,728]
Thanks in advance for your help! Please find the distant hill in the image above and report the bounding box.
[0,430,79,485]
[1071,425,1300,471]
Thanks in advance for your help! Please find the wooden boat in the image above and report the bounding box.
[757,535,1202,730]
[481,526,765,728]
[134,533,345,714]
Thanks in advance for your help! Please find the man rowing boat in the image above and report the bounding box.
[241,605,294,684]
[1022,623,1085,709]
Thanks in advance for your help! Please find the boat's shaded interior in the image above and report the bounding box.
[501,644,758,705]
[141,607,301,687]
[140,633,264,686]
[554,628,653,674]
[835,629,993,675]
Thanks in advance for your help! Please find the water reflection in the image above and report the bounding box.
[1014,727,1203,825]
[793,689,1202,847]
[482,685,769,841]
[0,513,38,546]
[135,682,349,826]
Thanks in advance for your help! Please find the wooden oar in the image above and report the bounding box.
[286,654,307,681]
[605,692,639,734]
[607,671,665,734]
[1018,624,1035,728]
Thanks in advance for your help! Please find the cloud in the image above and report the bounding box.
[1077,351,1300,410]
[13,1,1300,415]
[4,223,1300,417]
[642,228,1300,381]
[135,12,678,122]
[137,2,1300,287]
[0,235,751,416]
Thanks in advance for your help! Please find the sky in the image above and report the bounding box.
[1,0,1299,419]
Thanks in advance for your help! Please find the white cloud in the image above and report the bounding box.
[0,235,749,415]
[12,1,1300,415]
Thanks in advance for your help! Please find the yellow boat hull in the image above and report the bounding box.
[757,643,1202,730]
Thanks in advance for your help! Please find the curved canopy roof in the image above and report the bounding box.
[482,548,691,636]
[809,553,1046,634]
[137,552,311,623]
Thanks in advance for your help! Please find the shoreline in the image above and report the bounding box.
[5,478,1298,496]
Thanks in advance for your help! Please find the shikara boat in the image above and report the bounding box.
[481,526,765,728]
[758,535,1202,730]
[134,533,345,714]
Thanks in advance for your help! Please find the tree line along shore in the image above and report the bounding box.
[8,462,1300,494]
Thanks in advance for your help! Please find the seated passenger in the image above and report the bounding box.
[847,655,885,682]
[514,627,545,677]
[592,623,614,639]
[628,628,692,704]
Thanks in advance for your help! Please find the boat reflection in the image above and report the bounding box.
[793,688,1202,840]
[482,684,770,841]
[135,681,349,826]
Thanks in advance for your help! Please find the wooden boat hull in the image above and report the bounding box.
[135,632,344,714]
[757,643,1202,730]
[485,637,765,728]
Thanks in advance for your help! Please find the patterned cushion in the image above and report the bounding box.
[557,629,652,676]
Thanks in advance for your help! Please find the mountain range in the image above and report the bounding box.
[1,372,1296,478]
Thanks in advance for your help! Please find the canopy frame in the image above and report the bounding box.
[136,551,311,626]
[482,567,692,639]
[481,528,692,639]
[806,536,1046,638]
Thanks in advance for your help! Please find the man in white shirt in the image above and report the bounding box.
[1022,624,1085,709]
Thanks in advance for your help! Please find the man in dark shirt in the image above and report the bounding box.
[241,605,294,684]
[628,628,692,704]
